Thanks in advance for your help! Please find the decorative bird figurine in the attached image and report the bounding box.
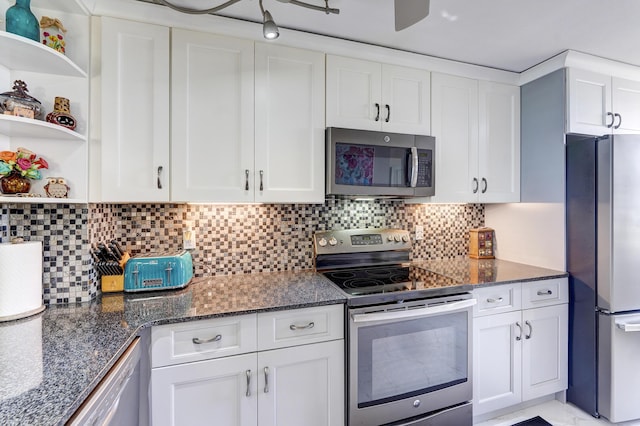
[44,177,70,198]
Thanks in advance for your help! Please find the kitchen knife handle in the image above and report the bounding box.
[614,113,622,129]
[245,169,250,191]
[385,104,390,122]
[245,370,251,397]
[472,178,479,194]
[525,320,532,339]
[606,112,615,128]
[192,334,222,345]
[157,166,163,189]
[515,321,523,341]
[374,103,380,122]
[263,367,269,393]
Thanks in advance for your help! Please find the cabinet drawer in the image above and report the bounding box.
[522,278,568,309]
[257,304,344,351]
[151,314,257,368]
[473,283,522,317]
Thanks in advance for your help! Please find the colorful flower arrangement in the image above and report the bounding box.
[0,148,49,180]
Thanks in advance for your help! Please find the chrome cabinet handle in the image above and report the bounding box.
[245,169,250,191]
[606,112,615,128]
[481,178,488,193]
[246,370,251,397]
[192,334,222,345]
[289,321,315,331]
[525,320,532,339]
[259,170,264,191]
[472,178,479,194]
[385,104,391,122]
[157,166,163,189]
[614,113,622,129]
[375,103,380,121]
[537,289,553,296]
[515,321,523,341]
[263,367,269,393]
[487,297,503,303]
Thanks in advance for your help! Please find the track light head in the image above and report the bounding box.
[262,9,279,39]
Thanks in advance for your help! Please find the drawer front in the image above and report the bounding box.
[257,304,344,351]
[473,283,522,317]
[151,314,257,368]
[522,277,569,309]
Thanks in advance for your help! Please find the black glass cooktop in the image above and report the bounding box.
[322,265,460,296]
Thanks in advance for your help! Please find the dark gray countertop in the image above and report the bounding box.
[0,259,567,425]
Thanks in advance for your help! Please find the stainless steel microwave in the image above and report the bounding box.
[326,127,435,198]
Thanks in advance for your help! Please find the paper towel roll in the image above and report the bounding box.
[0,241,45,321]
[0,314,43,399]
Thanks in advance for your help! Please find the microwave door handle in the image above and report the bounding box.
[352,299,477,323]
[409,147,418,187]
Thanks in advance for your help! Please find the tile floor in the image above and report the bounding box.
[475,400,640,426]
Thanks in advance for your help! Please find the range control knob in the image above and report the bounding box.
[402,235,409,242]
[394,235,401,242]
[387,235,394,242]
[318,238,328,247]
[328,237,338,246]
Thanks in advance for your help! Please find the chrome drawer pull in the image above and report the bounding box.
[525,320,532,339]
[289,321,314,331]
[515,322,523,341]
[246,370,251,397]
[264,367,269,393]
[537,289,553,296]
[487,297,503,303]
[192,334,222,345]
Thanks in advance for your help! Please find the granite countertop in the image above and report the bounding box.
[0,259,567,425]
[0,270,346,426]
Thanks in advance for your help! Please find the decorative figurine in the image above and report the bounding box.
[45,97,76,130]
[40,16,67,54]
[5,0,40,42]
[44,177,70,198]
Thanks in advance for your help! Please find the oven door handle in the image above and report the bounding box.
[351,299,477,323]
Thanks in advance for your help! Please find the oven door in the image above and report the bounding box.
[348,295,475,426]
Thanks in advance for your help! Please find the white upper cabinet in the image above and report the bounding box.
[567,68,640,135]
[254,43,325,203]
[478,81,520,203]
[171,29,254,203]
[326,55,430,135]
[429,73,519,203]
[91,17,170,202]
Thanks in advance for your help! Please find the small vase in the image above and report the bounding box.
[6,0,40,43]
[0,171,31,194]
[46,97,77,130]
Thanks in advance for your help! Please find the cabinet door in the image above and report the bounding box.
[326,55,382,131]
[171,29,255,203]
[381,64,430,134]
[98,17,170,202]
[257,340,344,426]
[566,68,611,135]
[478,81,520,203]
[521,304,568,401]
[254,43,325,203]
[611,77,640,134]
[473,311,522,416]
[151,354,258,426]
[430,73,479,203]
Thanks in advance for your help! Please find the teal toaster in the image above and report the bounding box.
[124,250,193,292]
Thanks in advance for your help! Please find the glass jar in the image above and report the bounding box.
[0,80,43,120]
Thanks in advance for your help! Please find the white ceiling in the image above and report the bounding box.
[158,0,640,73]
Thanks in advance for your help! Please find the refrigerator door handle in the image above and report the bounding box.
[615,320,640,332]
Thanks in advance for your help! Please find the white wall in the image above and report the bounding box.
[485,203,565,271]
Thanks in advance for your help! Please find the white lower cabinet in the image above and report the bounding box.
[150,305,344,426]
[473,279,568,418]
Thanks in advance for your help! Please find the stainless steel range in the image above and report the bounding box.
[314,228,475,426]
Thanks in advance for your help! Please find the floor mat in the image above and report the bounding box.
[511,416,553,426]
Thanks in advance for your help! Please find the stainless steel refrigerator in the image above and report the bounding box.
[567,134,640,423]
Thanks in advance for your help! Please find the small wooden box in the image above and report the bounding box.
[101,275,124,293]
[469,227,495,259]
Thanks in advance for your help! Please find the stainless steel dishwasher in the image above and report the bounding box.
[68,337,142,426]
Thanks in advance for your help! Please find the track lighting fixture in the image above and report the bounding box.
[153,0,339,40]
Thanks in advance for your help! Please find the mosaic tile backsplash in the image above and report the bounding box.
[1,200,484,304]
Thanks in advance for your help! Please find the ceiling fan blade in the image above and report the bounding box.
[394,0,430,31]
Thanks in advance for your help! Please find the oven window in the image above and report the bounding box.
[356,311,468,407]
[335,143,409,187]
